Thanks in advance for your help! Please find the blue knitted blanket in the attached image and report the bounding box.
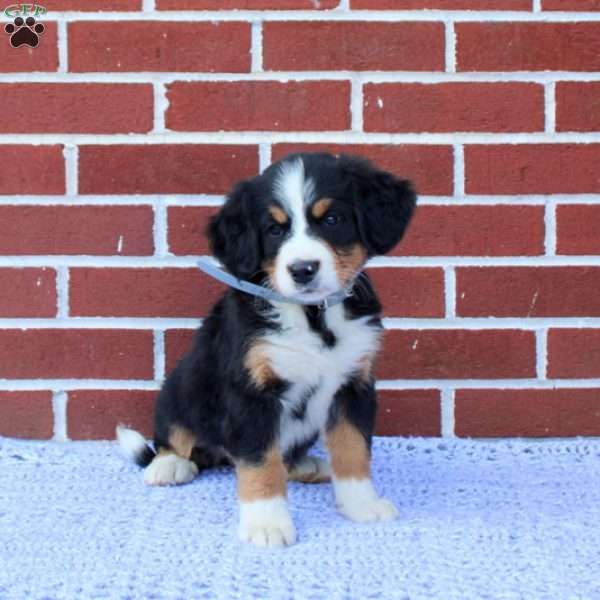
[1,436,599,599]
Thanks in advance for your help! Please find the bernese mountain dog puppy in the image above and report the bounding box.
[118,152,416,547]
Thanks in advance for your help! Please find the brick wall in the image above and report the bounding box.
[1,0,600,441]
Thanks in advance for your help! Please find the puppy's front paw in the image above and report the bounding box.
[334,478,399,523]
[339,496,399,522]
[238,497,297,547]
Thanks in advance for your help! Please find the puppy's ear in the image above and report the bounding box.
[208,181,261,280]
[340,154,417,256]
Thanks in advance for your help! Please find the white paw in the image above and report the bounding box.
[143,453,198,486]
[339,496,399,522]
[333,478,399,523]
[238,496,297,547]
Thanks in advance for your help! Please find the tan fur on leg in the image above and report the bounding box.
[325,418,371,480]
[168,425,196,459]
[236,447,287,502]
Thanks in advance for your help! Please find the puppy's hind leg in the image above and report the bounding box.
[287,456,332,483]
[143,425,199,487]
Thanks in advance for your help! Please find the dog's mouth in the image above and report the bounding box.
[288,282,340,303]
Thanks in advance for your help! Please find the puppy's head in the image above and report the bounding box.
[209,152,416,303]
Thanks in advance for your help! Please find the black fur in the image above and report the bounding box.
[339,154,416,256]
[132,443,157,468]
[140,152,416,473]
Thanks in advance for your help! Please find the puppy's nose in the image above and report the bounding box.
[288,260,320,285]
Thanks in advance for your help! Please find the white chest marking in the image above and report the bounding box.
[260,303,380,455]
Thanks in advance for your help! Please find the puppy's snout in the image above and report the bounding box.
[288,260,320,285]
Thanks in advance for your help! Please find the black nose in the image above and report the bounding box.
[288,260,320,285]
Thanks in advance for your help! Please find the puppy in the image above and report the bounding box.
[118,152,416,547]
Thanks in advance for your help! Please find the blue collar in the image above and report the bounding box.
[197,258,350,308]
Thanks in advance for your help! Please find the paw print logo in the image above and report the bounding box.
[4,16,45,48]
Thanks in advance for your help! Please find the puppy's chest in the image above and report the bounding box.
[259,304,381,449]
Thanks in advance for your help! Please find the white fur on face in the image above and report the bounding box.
[272,159,340,301]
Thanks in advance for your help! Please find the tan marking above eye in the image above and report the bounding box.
[311,198,333,219]
[268,205,289,225]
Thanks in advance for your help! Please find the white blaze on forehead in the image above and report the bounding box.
[271,157,340,299]
[273,158,316,231]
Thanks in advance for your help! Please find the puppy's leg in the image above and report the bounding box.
[144,425,199,486]
[287,455,332,483]
[325,416,398,523]
[236,447,296,547]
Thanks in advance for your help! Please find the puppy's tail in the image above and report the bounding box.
[116,424,156,468]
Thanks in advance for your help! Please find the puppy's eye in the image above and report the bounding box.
[267,223,285,237]
[323,213,340,226]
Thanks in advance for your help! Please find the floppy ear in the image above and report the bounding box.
[208,181,262,280]
[340,154,417,256]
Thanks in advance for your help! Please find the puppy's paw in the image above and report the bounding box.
[238,496,297,547]
[287,455,332,483]
[143,453,199,486]
[339,496,399,522]
[333,478,399,523]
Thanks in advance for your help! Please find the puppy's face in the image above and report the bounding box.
[260,158,368,302]
[209,152,416,303]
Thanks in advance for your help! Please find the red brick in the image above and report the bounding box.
[465,145,600,195]
[364,83,544,133]
[168,206,218,256]
[0,269,56,317]
[377,329,536,379]
[79,145,258,195]
[457,267,600,317]
[397,206,545,257]
[0,145,64,195]
[67,390,154,440]
[457,23,600,71]
[0,84,153,133]
[272,144,454,196]
[0,206,153,255]
[70,268,225,318]
[48,0,140,7]
[165,329,195,373]
[557,205,600,255]
[166,81,350,132]
[0,391,53,439]
[158,0,338,7]
[456,389,600,437]
[375,390,441,437]
[353,0,529,7]
[69,22,250,72]
[556,82,600,132]
[0,21,57,72]
[542,0,600,9]
[263,22,445,71]
[0,330,153,379]
[368,268,444,318]
[547,329,600,379]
